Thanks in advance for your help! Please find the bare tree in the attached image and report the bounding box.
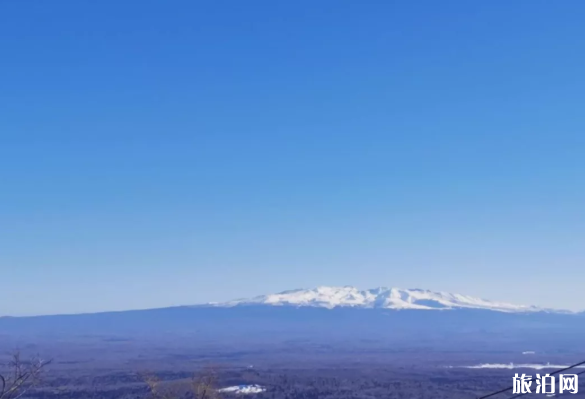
[0,352,51,399]
[143,372,183,399]
[143,366,222,399]
[191,367,221,399]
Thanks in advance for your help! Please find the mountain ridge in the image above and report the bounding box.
[207,286,572,314]
[1,287,579,319]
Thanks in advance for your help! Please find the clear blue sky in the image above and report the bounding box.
[1,1,584,316]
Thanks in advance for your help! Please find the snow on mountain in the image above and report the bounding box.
[209,286,561,313]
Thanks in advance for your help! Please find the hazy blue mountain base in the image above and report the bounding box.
[1,307,584,399]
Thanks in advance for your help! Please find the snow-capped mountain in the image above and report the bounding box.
[209,286,561,313]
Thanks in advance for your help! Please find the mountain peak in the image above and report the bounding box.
[211,286,566,313]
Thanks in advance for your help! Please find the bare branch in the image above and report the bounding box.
[0,351,51,399]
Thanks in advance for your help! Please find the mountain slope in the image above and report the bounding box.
[209,286,563,313]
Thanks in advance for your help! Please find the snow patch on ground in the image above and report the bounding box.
[218,385,266,394]
[457,363,585,370]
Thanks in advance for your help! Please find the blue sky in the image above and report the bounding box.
[1,1,584,315]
